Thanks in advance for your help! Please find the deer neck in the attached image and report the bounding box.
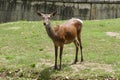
[44,23,56,40]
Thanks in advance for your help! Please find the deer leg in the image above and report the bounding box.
[59,46,63,70]
[73,39,79,64]
[77,35,83,62]
[54,45,58,70]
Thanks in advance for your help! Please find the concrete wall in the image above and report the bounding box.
[0,0,120,23]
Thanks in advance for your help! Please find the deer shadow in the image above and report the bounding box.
[39,64,70,80]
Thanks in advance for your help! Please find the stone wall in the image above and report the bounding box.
[0,0,120,23]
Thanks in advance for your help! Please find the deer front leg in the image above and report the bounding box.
[59,46,63,70]
[54,45,58,70]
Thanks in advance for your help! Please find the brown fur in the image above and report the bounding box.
[37,12,83,70]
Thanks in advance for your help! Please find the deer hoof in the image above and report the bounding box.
[81,58,84,62]
[72,60,78,64]
[54,66,58,70]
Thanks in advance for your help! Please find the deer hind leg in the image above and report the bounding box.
[77,31,83,62]
[73,39,79,64]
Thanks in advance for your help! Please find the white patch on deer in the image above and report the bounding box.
[72,18,83,24]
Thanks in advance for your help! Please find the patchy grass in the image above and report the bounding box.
[0,19,120,80]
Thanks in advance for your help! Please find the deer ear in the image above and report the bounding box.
[51,11,57,17]
[37,11,44,16]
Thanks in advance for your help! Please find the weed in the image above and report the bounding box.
[0,19,120,79]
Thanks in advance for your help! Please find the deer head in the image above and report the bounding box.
[37,11,57,26]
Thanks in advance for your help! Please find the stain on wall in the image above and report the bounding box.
[0,0,120,23]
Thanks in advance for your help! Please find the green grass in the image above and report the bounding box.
[0,19,120,80]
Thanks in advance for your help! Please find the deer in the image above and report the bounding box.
[37,11,83,70]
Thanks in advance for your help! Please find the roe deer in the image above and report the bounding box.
[37,11,83,70]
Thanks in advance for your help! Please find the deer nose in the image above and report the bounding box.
[43,22,46,25]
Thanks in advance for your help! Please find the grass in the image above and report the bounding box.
[0,19,120,80]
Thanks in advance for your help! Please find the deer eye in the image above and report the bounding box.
[48,16,50,19]
[42,17,45,19]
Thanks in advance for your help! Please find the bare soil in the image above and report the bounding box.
[106,32,120,39]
